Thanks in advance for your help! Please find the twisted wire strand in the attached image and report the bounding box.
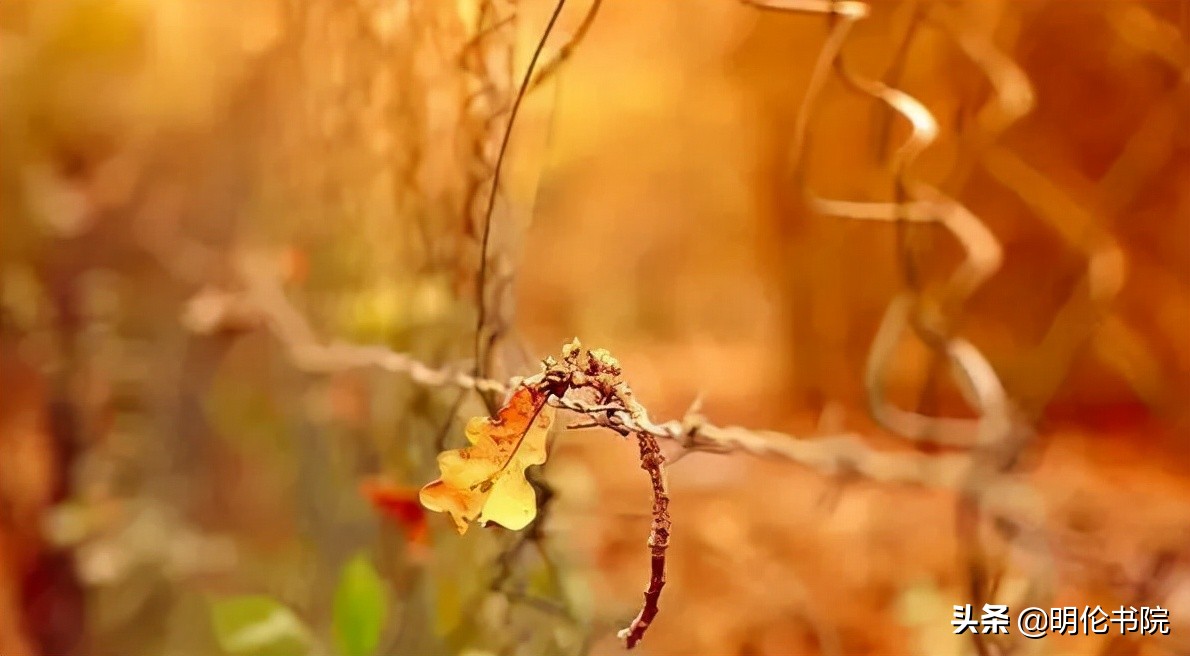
[739,3,1060,653]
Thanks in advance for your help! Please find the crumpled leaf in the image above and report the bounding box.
[419,385,554,534]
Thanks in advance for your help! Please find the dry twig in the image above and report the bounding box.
[617,431,670,649]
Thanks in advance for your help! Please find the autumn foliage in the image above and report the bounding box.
[419,385,555,534]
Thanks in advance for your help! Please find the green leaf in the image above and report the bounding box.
[209,595,310,656]
[333,553,389,656]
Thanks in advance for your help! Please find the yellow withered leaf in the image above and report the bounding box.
[419,385,554,534]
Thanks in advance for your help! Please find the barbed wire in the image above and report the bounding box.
[189,254,982,491]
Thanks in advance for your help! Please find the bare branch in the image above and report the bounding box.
[617,430,670,649]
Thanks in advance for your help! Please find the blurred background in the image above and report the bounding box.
[1,0,1188,655]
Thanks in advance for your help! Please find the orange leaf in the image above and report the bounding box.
[419,385,554,534]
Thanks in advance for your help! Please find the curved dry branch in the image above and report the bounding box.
[616,430,670,649]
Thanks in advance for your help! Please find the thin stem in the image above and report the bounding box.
[474,0,570,384]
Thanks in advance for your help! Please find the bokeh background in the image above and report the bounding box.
[1,1,1188,655]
